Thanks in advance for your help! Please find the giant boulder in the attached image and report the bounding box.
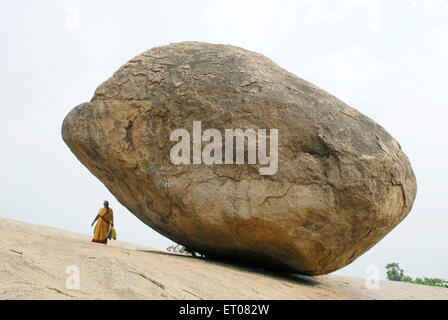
[62,42,417,275]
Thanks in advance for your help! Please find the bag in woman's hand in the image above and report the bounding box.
[107,227,117,240]
[111,227,117,240]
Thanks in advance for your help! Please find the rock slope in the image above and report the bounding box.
[2,217,446,300]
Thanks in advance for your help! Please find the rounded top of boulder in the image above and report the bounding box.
[93,41,334,108]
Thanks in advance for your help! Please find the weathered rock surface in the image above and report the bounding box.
[4,217,447,300]
[62,42,417,275]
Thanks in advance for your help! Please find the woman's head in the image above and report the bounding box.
[103,200,109,208]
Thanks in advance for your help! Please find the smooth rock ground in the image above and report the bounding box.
[1,217,446,300]
[62,42,417,275]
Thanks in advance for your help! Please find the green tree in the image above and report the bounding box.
[385,263,448,288]
[385,262,404,281]
[414,277,448,288]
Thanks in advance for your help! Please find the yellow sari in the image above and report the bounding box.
[92,207,113,244]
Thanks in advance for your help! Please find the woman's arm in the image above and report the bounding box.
[110,210,114,227]
[91,214,99,227]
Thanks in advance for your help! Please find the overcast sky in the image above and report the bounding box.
[1,0,447,281]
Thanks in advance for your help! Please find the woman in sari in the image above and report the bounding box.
[91,200,114,244]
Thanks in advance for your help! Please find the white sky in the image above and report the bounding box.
[1,0,447,281]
